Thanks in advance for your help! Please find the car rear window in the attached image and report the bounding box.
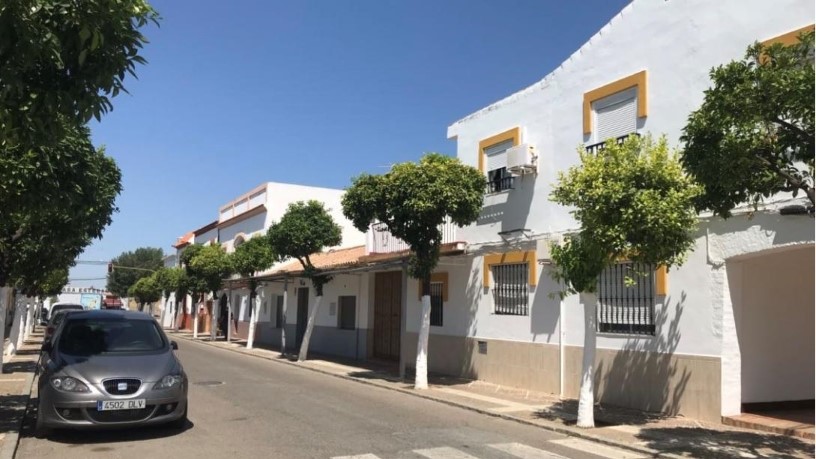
[58,318,167,355]
[52,305,83,313]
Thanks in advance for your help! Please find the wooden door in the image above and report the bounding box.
[296,287,309,347]
[373,271,402,360]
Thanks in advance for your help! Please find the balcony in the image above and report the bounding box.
[584,132,641,155]
[368,220,459,254]
[485,175,515,194]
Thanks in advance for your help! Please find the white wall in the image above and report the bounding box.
[735,246,814,403]
[448,0,813,247]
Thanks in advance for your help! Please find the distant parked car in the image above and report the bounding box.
[44,304,84,343]
[36,310,188,436]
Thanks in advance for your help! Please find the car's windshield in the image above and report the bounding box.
[52,305,83,313]
[58,318,166,355]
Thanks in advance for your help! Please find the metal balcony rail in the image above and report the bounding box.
[370,219,458,254]
[584,132,641,155]
[485,175,515,194]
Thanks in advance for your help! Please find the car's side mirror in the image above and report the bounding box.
[171,341,178,350]
[41,341,52,353]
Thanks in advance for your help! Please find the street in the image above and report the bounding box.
[16,339,642,459]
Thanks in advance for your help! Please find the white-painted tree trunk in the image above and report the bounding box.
[280,281,288,356]
[160,296,167,328]
[0,287,9,368]
[211,294,219,341]
[226,292,232,342]
[247,290,262,350]
[192,299,200,339]
[8,299,25,355]
[297,295,322,362]
[414,294,432,390]
[24,298,34,341]
[577,299,597,428]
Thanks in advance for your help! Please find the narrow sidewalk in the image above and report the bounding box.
[0,331,41,459]
[171,330,815,459]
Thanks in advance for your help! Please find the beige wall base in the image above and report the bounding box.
[403,332,560,394]
[563,345,721,422]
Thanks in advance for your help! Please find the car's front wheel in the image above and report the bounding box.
[168,403,188,430]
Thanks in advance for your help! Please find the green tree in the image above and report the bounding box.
[0,0,159,147]
[342,153,484,389]
[181,244,206,305]
[106,247,164,297]
[1,125,122,288]
[154,266,187,326]
[267,201,341,361]
[128,274,161,312]
[230,235,277,347]
[681,31,814,216]
[549,135,701,427]
[188,244,233,302]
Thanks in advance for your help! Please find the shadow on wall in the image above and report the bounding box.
[454,266,485,379]
[530,265,561,340]
[593,292,690,417]
[477,175,536,234]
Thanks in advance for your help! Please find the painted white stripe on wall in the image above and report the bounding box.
[488,442,568,459]
[548,439,645,459]
[413,446,480,459]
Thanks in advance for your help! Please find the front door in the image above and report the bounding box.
[373,271,402,360]
[295,287,309,347]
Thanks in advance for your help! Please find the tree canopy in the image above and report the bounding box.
[154,266,187,301]
[342,153,484,282]
[0,0,159,147]
[106,247,163,297]
[231,234,277,296]
[128,274,161,307]
[681,31,814,216]
[266,201,341,295]
[187,244,233,297]
[550,135,702,294]
[1,125,122,288]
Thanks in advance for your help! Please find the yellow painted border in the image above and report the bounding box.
[762,24,814,46]
[582,70,648,135]
[483,250,537,287]
[477,127,520,173]
[417,272,449,301]
[655,265,668,296]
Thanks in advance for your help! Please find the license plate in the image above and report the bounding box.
[97,399,146,411]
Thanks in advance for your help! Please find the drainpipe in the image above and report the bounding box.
[559,294,565,399]
[281,277,288,355]
[355,273,361,360]
[399,261,409,379]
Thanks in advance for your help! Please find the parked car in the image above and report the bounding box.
[36,310,188,436]
[44,304,85,343]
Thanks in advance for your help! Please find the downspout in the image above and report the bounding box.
[355,273,361,360]
[559,294,565,399]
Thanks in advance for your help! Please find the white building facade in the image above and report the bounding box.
[418,0,816,422]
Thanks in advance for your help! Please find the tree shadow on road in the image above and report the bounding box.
[635,426,813,459]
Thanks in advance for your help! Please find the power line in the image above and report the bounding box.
[75,260,109,265]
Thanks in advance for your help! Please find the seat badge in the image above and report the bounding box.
[118,382,127,391]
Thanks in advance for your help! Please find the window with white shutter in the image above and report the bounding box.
[485,139,514,193]
[593,87,637,143]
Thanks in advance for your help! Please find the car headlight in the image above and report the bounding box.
[153,374,183,390]
[51,376,90,393]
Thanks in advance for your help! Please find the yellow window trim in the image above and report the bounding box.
[582,70,648,135]
[655,265,668,296]
[417,272,448,301]
[477,127,520,173]
[483,250,537,287]
[762,24,814,46]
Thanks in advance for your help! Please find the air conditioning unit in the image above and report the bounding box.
[536,234,564,262]
[506,144,537,175]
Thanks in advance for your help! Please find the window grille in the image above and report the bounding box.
[430,282,443,326]
[486,167,514,193]
[597,262,655,335]
[491,263,529,315]
[485,139,515,194]
[338,296,356,330]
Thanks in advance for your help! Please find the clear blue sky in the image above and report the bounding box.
[70,0,631,288]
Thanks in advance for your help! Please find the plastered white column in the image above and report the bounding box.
[717,263,742,416]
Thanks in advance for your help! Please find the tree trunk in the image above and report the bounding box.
[281,279,288,356]
[247,289,261,350]
[160,296,168,328]
[414,277,432,390]
[211,294,219,341]
[24,297,34,341]
[226,289,232,342]
[192,296,200,339]
[577,298,597,428]
[8,297,24,355]
[297,295,322,362]
[0,287,9,368]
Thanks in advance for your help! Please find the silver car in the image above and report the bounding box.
[36,310,188,435]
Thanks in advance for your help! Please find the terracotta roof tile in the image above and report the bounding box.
[173,231,195,249]
[274,245,366,274]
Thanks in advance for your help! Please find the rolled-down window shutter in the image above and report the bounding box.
[485,139,514,172]
[594,87,637,142]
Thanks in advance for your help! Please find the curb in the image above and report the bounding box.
[0,370,36,459]
[174,333,685,459]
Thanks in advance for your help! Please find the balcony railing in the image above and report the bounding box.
[369,219,458,254]
[585,132,641,155]
[485,176,515,194]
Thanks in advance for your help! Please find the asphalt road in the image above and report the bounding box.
[16,340,638,459]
